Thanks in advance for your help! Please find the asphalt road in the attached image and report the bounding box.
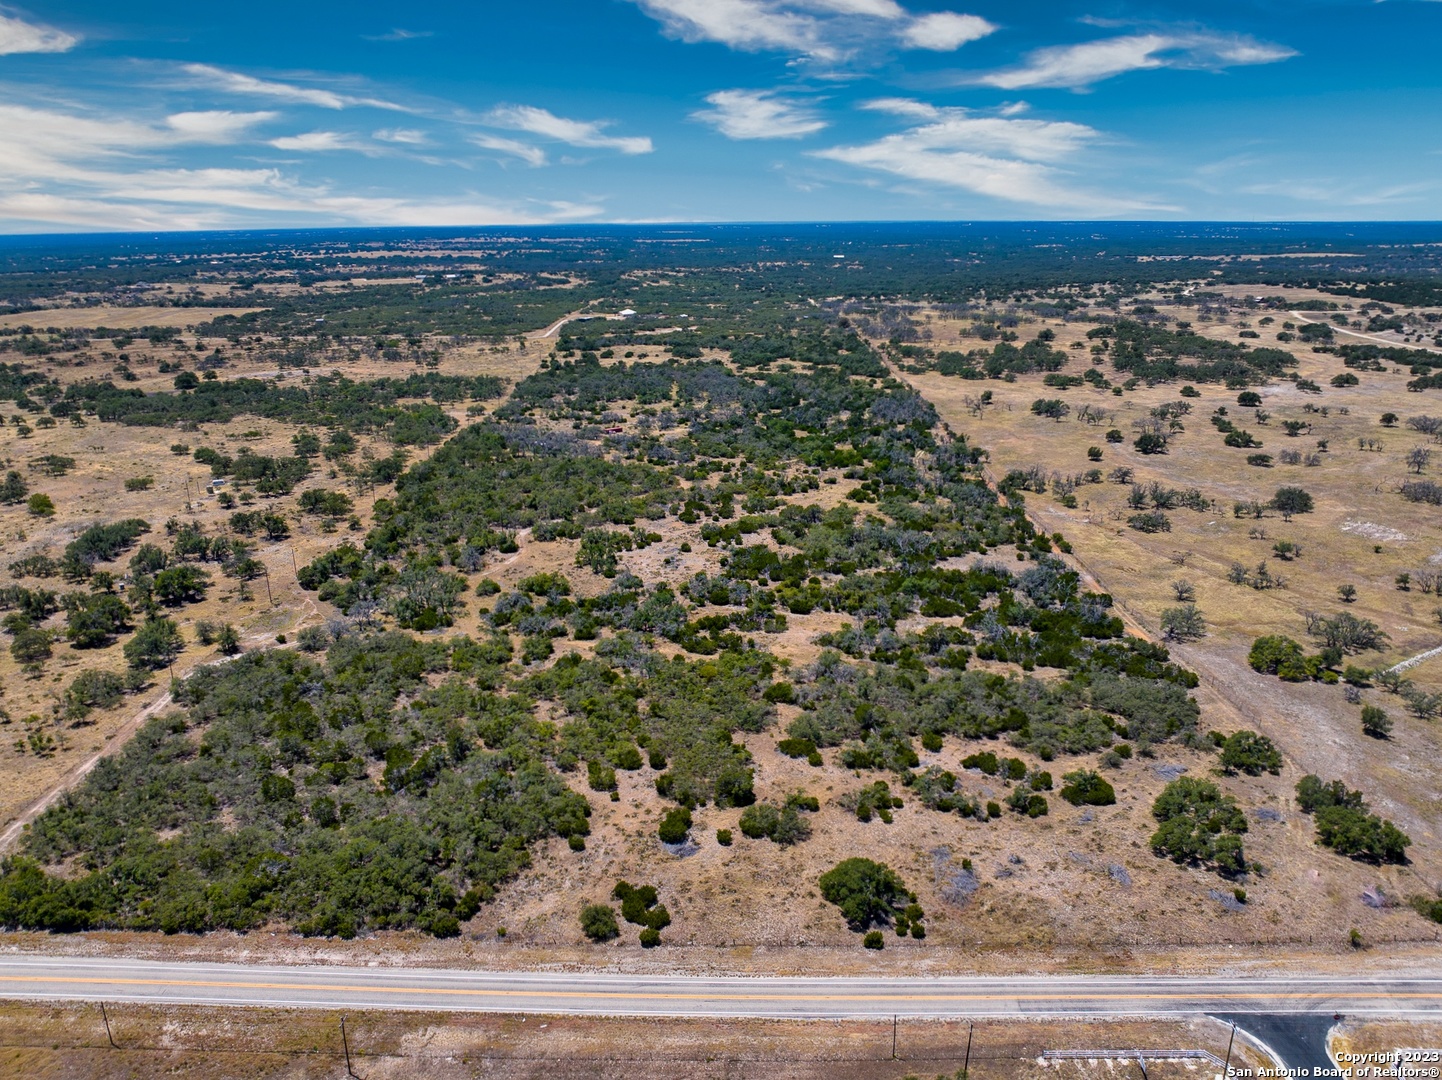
[0,957,1439,1020]
[1214,1013,1339,1072]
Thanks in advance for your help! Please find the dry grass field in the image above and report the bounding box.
[0,1001,1267,1079]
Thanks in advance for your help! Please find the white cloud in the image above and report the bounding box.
[270,130,372,152]
[485,104,653,155]
[693,89,826,139]
[630,0,820,54]
[373,128,429,144]
[900,12,995,51]
[814,103,1164,214]
[0,101,602,231]
[182,63,348,108]
[0,12,77,55]
[0,103,266,180]
[795,0,903,15]
[862,97,941,119]
[180,63,408,111]
[976,31,1295,90]
[470,132,548,166]
[630,0,996,59]
[166,110,276,142]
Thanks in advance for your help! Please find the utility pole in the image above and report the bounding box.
[1135,1053,1149,1079]
[962,1022,973,1078]
[263,565,273,605]
[100,1002,117,1049]
[1224,1022,1237,1074]
[892,1015,898,1059]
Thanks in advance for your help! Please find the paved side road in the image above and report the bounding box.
[0,957,1438,1019]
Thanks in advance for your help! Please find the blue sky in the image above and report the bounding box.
[0,0,1438,231]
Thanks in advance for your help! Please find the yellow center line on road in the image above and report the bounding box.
[0,976,1438,1004]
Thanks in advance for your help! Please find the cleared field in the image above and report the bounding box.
[0,306,259,330]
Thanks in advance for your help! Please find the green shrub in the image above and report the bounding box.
[1295,775,1409,863]
[716,829,733,846]
[608,743,644,771]
[1360,705,1391,739]
[863,930,884,949]
[962,751,1000,775]
[819,858,908,930]
[1149,778,1247,874]
[580,904,619,942]
[123,616,183,671]
[1248,635,1322,682]
[1059,770,1116,807]
[762,681,796,703]
[1218,730,1282,776]
[587,760,618,792]
[658,807,692,844]
[739,802,811,845]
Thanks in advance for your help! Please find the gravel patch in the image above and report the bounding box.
[1341,520,1409,543]
[930,848,979,907]
[1209,888,1245,913]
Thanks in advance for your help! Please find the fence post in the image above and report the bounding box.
[100,1002,117,1049]
[341,1014,361,1079]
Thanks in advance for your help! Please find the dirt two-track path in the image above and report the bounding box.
[0,602,318,853]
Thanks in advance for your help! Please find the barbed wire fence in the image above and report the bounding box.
[0,1005,1250,1077]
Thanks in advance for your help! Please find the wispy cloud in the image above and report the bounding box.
[270,130,373,152]
[1236,178,1435,207]
[484,104,653,154]
[165,110,277,142]
[363,28,433,42]
[900,12,995,51]
[815,101,1165,214]
[631,0,820,54]
[693,89,827,139]
[470,132,548,166]
[373,128,429,145]
[0,11,77,55]
[0,101,601,231]
[181,63,408,111]
[975,31,1295,90]
[796,0,903,15]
